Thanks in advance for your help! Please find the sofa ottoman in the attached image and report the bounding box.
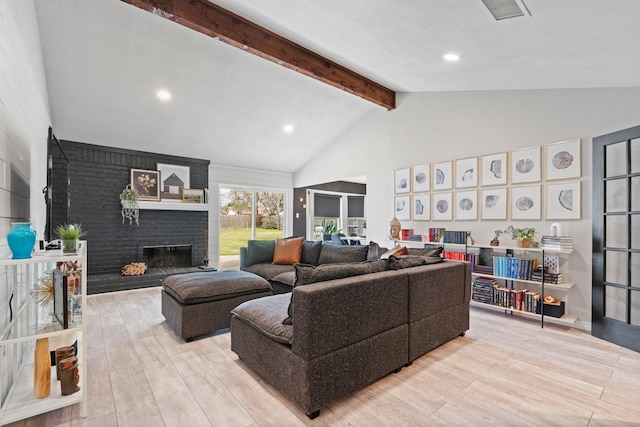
[162,270,273,341]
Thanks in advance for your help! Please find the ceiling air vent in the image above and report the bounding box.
[481,0,531,20]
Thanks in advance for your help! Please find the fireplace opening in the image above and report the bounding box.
[143,245,192,268]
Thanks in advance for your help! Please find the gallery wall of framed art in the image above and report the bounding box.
[392,138,582,222]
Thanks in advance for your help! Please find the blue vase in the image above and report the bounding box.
[7,222,36,259]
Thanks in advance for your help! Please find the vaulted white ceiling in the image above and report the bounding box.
[34,0,640,174]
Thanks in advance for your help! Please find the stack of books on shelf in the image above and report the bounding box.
[427,227,445,242]
[443,230,468,244]
[472,277,498,304]
[401,229,414,240]
[492,256,538,280]
[540,235,574,251]
[409,234,423,242]
[442,251,475,263]
[493,286,539,313]
[531,266,563,284]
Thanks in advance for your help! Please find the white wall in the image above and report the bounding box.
[208,164,293,268]
[294,87,640,330]
[0,0,51,406]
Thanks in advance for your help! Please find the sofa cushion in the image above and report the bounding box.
[232,294,293,344]
[301,240,323,265]
[283,260,389,325]
[244,263,294,282]
[245,240,275,266]
[272,271,296,287]
[366,241,389,261]
[318,243,369,265]
[407,246,443,257]
[386,255,444,270]
[273,237,304,265]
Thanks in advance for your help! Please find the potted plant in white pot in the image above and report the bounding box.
[55,223,86,255]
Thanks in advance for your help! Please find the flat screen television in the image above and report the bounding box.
[44,127,70,243]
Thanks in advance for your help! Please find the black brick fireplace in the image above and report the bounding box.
[50,140,210,293]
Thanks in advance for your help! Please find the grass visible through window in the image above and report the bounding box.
[220,228,283,255]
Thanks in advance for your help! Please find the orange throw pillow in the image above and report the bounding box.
[273,237,304,265]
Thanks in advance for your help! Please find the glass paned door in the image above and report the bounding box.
[593,126,640,352]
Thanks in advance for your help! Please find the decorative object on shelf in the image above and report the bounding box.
[53,269,70,328]
[34,337,51,398]
[55,223,85,255]
[7,222,36,259]
[549,222,562,237]
[130,168,160,201]
[32,273,54,308]
[59,356,80,396]
[121,262,147,276]
[490,230,504,246]
[320,218,340,241]
[389,216,401,240]
[182,188,204,203]
[504,225,536,248]
[55,346,75,380]
[119,184,139,225]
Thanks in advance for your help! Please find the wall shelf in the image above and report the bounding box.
[138,201,208,211]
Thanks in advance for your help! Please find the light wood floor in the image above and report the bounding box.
[7,287,640,427]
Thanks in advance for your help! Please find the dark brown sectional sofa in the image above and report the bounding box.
[230,245,471,419]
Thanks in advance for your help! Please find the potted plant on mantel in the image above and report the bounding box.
[55,223,86,255]
[504,225,536,248]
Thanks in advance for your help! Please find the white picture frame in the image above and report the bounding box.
[510,185,541,220]
[480,187,508,220]
[545,139,582,181]
[432,192,453,221]
[545,181,581,219]
[455,190,478,221]
[395,168,410,194]
[157,163,191,202]
[412,194,430,220]
[455,157,478,188]
[432,161,453,191]
[481,152,507,186]
[510,146,541,184]
[411,164,430,192]
[394,195,411,220]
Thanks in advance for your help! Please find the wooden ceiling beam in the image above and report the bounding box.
[120,0,395,110]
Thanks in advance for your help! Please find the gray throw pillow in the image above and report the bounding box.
[386,255,444,270]
[318,243,369,265]
[407,247,444,258]
[282,260,388,325]
[367,241,389,261]
[245,240,275,266]
[301,240,322,266]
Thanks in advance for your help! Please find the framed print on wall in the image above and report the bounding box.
[545,181,581,219]
[395,168,410,193]
[130,168,160,201]
[412,194,430,220]
[510,146,541,184]
[481,187,507,220]
[432,161,452,191]
[455,157,478,188]
[545,139,581,180]
[510,185,541,220]
[481,152,507,186]
[432,192,452,221]
[157,163,190,202]
[394,195,411,220]
[455,190,478,221]
[411,164,430,192]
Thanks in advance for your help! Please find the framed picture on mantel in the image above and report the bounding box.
[130,169,160,201]
[158,163,190,202]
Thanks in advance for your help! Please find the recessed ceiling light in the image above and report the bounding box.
[443,53,461,62]
[156,90,171,101]
[283,125,294,133]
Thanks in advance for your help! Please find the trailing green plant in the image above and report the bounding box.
[55,223,86,241]
[120,185,140,225]
[504,225,536,240]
